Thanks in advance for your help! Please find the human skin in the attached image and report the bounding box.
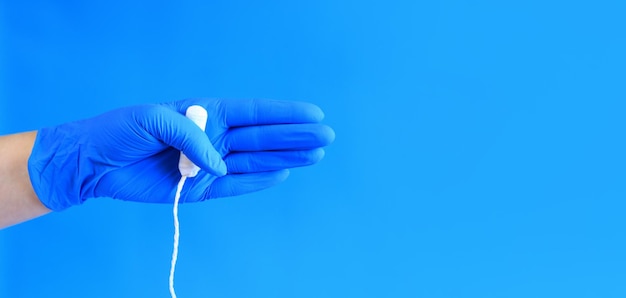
[0,131,51,228]
[0,99,335,229]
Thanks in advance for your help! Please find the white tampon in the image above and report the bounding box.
[178,105,208,177]
[170,105,208,298]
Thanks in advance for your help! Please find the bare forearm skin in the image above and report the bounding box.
[0,131,50,229]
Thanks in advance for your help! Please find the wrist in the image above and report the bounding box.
[0,131,50,228]
[28,124,93,211]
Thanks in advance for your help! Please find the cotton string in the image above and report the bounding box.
[170,176,187,298]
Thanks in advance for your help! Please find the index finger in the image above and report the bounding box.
[221,99,325,128]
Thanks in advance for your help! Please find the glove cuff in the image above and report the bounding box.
[28,125,92,211]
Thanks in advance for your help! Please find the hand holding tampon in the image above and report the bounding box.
[28,98,335,211]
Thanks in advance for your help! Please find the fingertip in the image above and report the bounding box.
[317,125,336,147]
[273,169,290,185]
[307,103,325,122]
[217,160,228,177]
[312,148,326,163]
[206,154,228,177]
[294,101,325,123]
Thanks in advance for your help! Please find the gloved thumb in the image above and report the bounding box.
[139,105,227,177]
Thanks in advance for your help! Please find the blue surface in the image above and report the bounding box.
[2,1,626,297]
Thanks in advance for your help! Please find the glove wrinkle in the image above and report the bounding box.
[27,99,332,210]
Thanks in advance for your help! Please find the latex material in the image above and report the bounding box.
[28,98,335,211]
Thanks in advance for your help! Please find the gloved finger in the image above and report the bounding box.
[223,123,335,152]
[205,169,290,199]
[137,105,227,177]
[225,149,325,174]
[221,99,325,127]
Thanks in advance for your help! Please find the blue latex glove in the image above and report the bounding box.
[28,98,335,211]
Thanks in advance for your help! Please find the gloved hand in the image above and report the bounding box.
[28,98,335,211]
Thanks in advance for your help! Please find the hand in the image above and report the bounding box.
[28,98,335,211]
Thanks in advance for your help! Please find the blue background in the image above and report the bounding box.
[2,1,626,297]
